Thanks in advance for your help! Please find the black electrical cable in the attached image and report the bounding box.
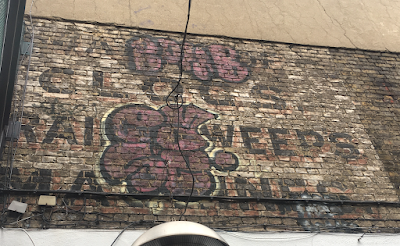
[2,204,399,233]
[166,0,192,108]
[176,96,195,221]
[164,0,194,221]
[2,188,400,206]
[5,208,400,226]
[5,213,400,233]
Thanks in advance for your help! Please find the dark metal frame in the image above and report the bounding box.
[0,0,26,152]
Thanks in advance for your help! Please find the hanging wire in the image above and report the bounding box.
[164,0,194,221]
[21,228,36,246]
[358,226,374,242]
[110,222,136,246]
[7,213,43,225]
[165,0,192,109]
[176,96,195,221]
[110,220,147,246]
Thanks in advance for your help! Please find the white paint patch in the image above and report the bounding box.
[334,95,350,100]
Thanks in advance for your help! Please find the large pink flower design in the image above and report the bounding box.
[100,104,238,196]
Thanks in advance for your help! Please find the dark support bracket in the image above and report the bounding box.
[0,0,26,152]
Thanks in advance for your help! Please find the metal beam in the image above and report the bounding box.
[0,0,26,142]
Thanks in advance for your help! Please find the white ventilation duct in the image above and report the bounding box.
[132,221,229,246]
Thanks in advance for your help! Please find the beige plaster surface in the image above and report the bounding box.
[26,0,400,52]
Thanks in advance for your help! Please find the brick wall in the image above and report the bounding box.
[1,17,400,232]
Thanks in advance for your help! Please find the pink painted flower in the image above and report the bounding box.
[156,105,216,151]
[100,104,238,196]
